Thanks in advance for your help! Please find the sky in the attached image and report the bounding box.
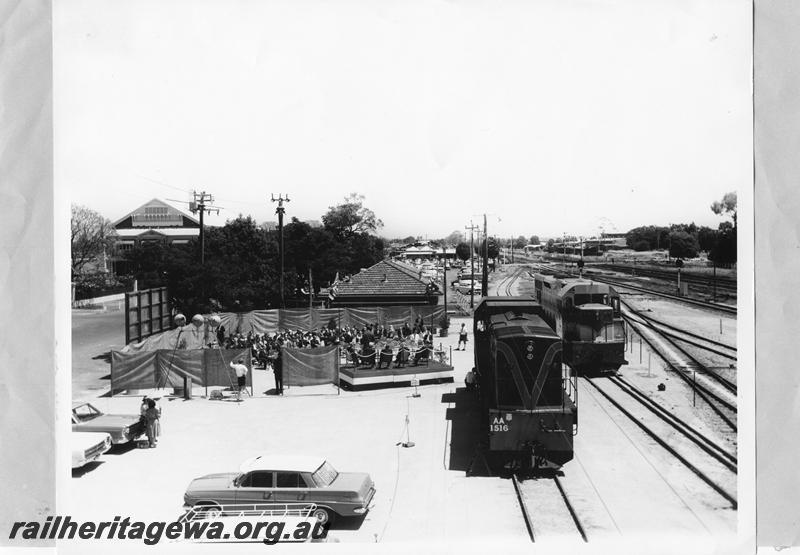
[55,0,751,240]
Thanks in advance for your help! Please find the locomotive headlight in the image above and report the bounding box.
[525,341,534,352]
[526,353,534,360]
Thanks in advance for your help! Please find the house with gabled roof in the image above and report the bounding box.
[328,259,440,307]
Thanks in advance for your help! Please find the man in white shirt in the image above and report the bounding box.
[229,358,249,401]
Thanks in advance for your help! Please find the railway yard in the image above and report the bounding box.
[70,260,740,550]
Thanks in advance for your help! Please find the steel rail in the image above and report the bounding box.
[512,475,536,542]
[553,476,588,542]
[608,376,737,471]
[623,316,737,431]
[584,274,737,315]
[622,303,736,354]
[584,378,737,509]
[623,311,737,396]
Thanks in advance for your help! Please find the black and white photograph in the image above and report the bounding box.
[7,0,790,552]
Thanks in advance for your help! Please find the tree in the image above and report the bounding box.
[625,225,669,251]
[697,226,718,253]
[546,238,555,253]
[455,242,471,262]
[71,204,116,276]
[513,235,527,249]
[322,193,383,238]
[475,238,499,260]
[668,231,699,259]
[711,192,737,228]
[442,230,464,246]
[529,235,540,245]
[710,226,737,265]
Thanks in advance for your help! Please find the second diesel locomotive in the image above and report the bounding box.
[474,296,577,471]
[533,274,627,375]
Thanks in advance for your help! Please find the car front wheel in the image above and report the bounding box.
[193,503,223,519]
[311,507,332,525]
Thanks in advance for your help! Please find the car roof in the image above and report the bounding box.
[239,455,326,474]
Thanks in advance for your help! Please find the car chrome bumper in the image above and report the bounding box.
[353,487,376,514]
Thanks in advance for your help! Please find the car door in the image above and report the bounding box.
[273,472,311,504]
[235,471,276,505]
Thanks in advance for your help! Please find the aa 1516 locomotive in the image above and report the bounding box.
[533,274,627,375]
[474,297,577,471]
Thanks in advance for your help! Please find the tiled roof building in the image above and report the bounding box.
[329,260,439,307]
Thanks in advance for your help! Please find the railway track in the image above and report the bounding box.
[512,474,588,542]
[622,312,737,431]
[584,377,737,510]
[493,265,525,296]
[622,304,737,361]
[591,263,737,292]
[583,273,737,315]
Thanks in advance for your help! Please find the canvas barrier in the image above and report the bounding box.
[282,345,339,388]
[120,306,447,351]
[110,348,250,394]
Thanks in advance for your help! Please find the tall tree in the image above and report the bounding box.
[529,235,540,245]
[442,230,464,246]
[322,193,383,238]
[71,204,116,276]
[455,242,471,262]
[711,192,737,229]
[668,231,700,259]
[475,238,500,260]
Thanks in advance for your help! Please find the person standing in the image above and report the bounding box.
[144,399,160,448]
[273,349,284,395]
[229,357,249,401]
[458,323,468,351]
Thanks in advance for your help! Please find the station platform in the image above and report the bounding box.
[338,361,454,391]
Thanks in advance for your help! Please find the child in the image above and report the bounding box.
[458,324,468,351]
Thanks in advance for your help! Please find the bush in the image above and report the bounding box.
[668,231,700,259]
[73,272,124,301]
[633,240,651,252]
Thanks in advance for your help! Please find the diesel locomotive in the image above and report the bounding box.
[533,274,627,375]
[473,297,577,471]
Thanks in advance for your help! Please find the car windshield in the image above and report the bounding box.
[310,461,338,487]
[72,404,102,423]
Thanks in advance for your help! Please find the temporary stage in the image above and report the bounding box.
[338,360,454,391]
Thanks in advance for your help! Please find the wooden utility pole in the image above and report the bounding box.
[465,222,479,309]
[271,194,291,308]
[481,214,488,296]
[189,191,219,265]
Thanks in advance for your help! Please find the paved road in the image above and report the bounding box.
[72,308,126,401]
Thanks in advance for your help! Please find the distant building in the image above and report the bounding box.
[396,242,457,264]
[329,259,439,307]
[111,198,200,274]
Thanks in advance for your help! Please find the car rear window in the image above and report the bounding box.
[310,462,338,487]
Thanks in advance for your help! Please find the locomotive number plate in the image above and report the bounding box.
[490,416,509,432]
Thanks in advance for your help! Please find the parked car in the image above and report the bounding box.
[183,455,376,525]
[456,279,482,295]
[71,402,145,444]
[71,431,112,469]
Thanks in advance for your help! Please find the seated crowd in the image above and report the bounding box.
[214,315,439,370]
